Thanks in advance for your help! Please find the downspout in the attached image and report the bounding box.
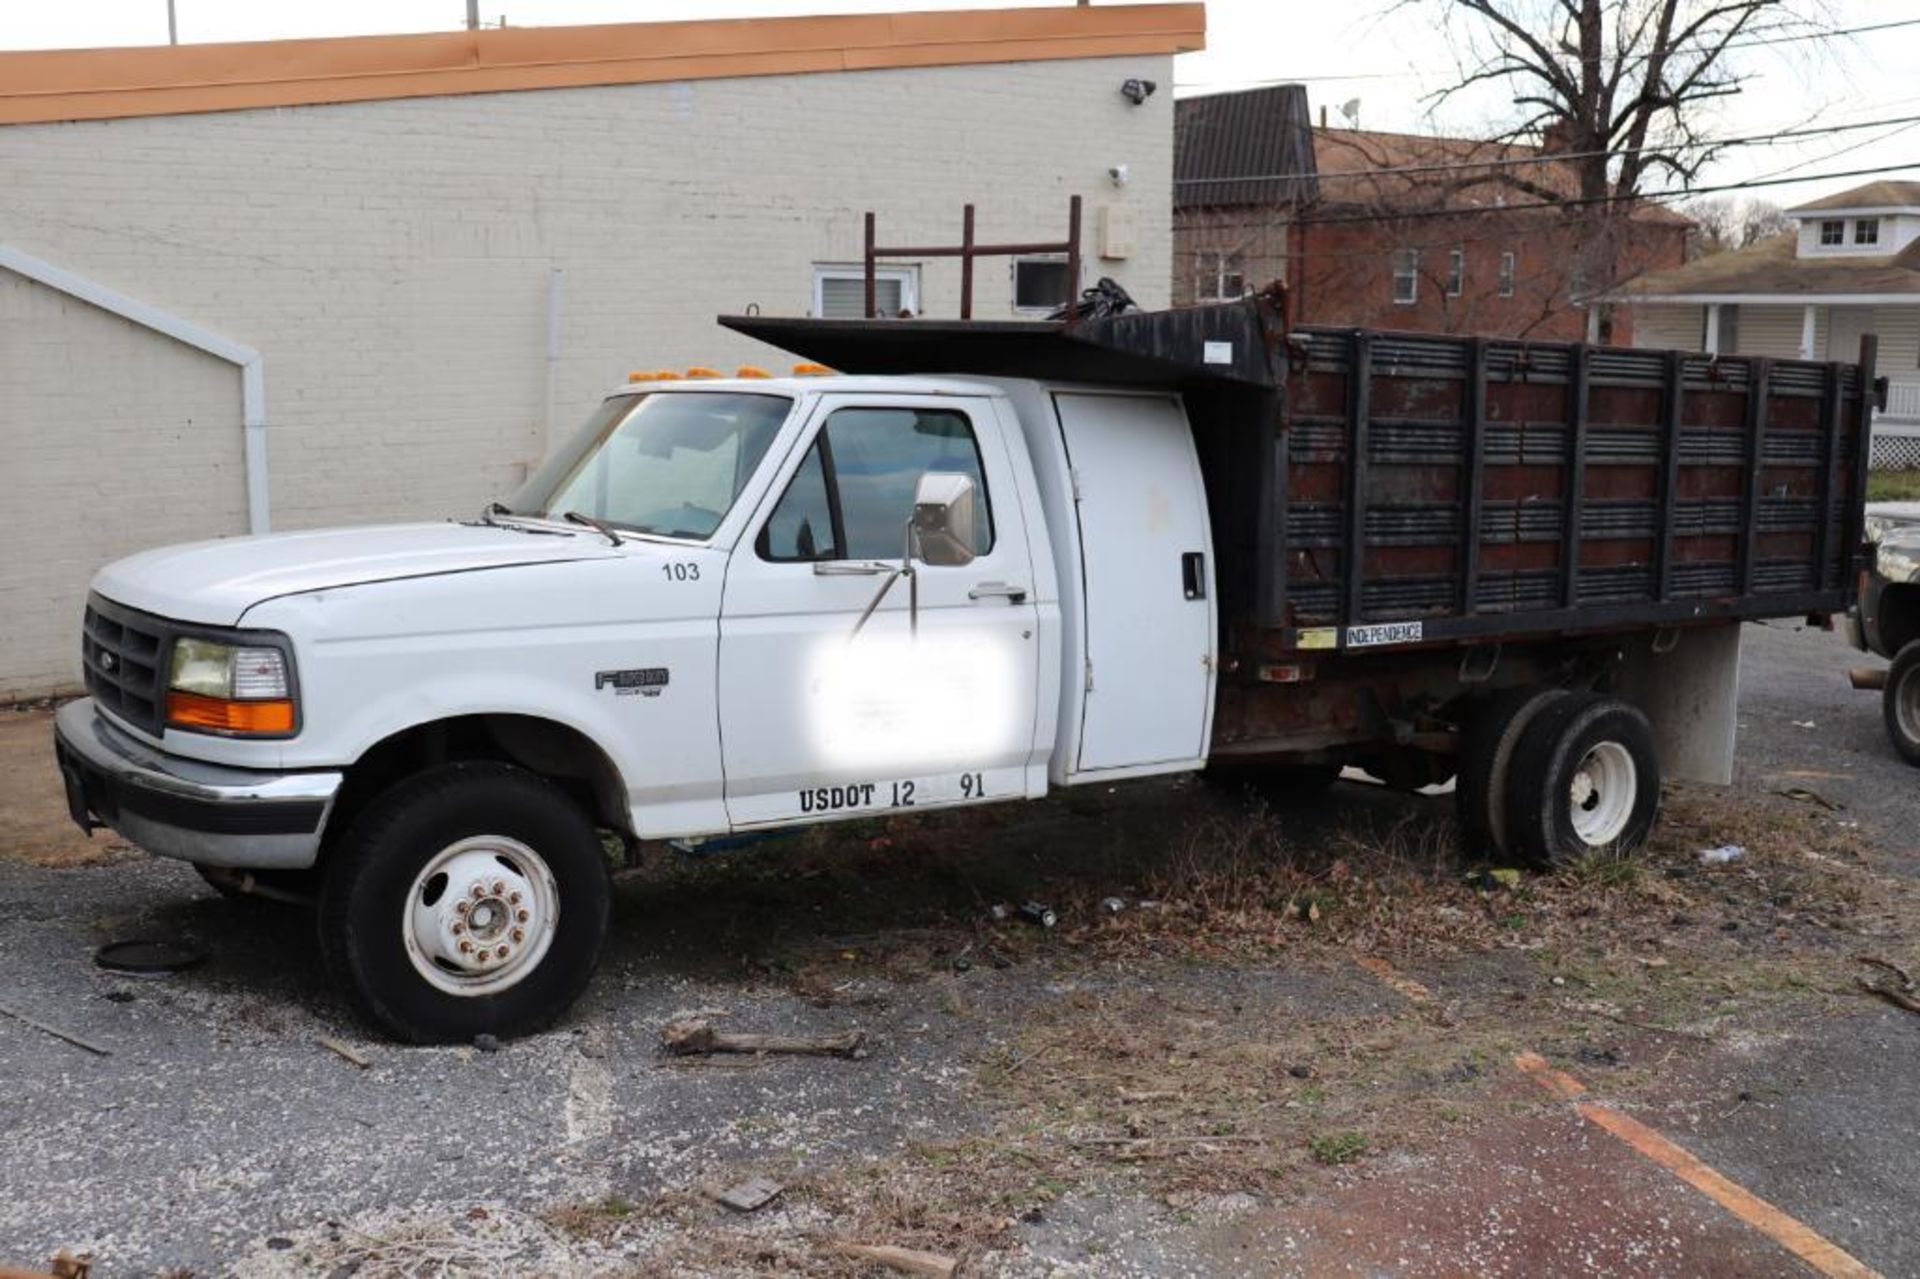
[0,244,270,533]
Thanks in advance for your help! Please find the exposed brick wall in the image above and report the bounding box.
[0,56,1173,696]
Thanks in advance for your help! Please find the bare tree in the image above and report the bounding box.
[1418,1,1831,305]
[1683,195,1793,255]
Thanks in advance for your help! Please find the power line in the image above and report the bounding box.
[1273,160,1920,230]
[1177,111,1920,188]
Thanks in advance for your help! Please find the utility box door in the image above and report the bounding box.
[1053,392,1216,773]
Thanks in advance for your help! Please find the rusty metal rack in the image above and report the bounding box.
[863,196,1082,322]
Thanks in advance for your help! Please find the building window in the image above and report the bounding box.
[1497,251,1516,298]
[1013,257,1076,312]
[1198,252,1246,302]
[1391,249,1419,304]
[1855,218,1881,246]
[814,264,919,319]
[1819,219,1846,246]
[1446,249,1465,298]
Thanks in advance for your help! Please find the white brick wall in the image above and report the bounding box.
[0,56,1174,696]
[0,274,248,698]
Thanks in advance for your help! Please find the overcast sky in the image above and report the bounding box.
[4,0,1917,208]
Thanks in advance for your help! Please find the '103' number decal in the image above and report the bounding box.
[661,562,700,582]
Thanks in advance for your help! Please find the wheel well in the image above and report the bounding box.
[324,715,629,855]
[1881,582,1920,656]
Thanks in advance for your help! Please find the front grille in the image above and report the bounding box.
[82,596,168,735]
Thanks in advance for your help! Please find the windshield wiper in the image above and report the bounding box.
[563,510,625,546]
[467,501,571,536]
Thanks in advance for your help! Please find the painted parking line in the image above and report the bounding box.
[1353,955,1433,1003]
[1515,1052,1881,1279]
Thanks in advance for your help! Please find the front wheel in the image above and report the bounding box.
[1883,640,1920,767]
[1502,693,1660,868]
[317,762,612,1043]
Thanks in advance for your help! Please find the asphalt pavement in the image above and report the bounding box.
[1,620,1916,1275]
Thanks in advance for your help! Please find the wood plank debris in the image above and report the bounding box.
[660,1017,867,1059]
[0,1002,110,1057]
[831,1242,958,1278]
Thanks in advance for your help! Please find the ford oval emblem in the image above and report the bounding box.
[99,651,118,674]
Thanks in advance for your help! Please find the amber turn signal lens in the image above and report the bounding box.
[166,691,295,734]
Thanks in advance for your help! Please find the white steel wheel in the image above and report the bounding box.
[1567,741,1637,847]
[1503,693,1661,867]
[1886,640,1920,767]
[402,836,560,997]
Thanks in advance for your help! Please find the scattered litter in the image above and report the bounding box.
[659,1017,868,1059]
[950,954,973,974]
[1018,900,1058,929]
[1100,896,1127,914]
[1468,868,1523,891]
[1699,845,1745,864]
[988,903,1012,923]
[318,1036,371,1070]
[1854,955,1920,1015]
[473,1033,502,1054]
[709,1176,784,1214]
[831,1241,958,1277]
[1775,786,1840,811]
[0,1249,92,1279]
[1792,720,1816,729]
[94,938,205,976]
[1287,1064,1314,1079]
[0,1001,111,1058]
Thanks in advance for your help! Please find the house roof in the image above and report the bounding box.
[1787,180,1920,214]
[0,3,1205,126]
[1608,230,1920,300]
[1311,126,1691,225]
[1174,84,1317,209]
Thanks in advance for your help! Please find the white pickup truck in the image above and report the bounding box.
[55,301,1874,1041]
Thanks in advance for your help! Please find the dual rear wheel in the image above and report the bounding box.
[1456,688,1660,867]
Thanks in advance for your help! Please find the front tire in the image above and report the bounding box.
[1883,640,1920,767]
[1503,693,1660,868]
[317,763,612,1044]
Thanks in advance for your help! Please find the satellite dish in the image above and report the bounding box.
[1340,98,1361,126]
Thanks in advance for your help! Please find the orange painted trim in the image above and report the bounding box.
[0,4,1205,126]
[1516,1054,1882,1279]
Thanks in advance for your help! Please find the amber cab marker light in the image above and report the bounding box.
[792,362,833,376]
[683,366,722,379]
[166,691,295,734]
[735,365,772,379]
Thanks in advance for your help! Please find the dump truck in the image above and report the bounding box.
[54,291,1877,1041]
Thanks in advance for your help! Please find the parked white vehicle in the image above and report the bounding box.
[57,304,1871,1041]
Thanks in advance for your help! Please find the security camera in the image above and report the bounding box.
[1120,78,1157,106]
[1108,164,1131,187]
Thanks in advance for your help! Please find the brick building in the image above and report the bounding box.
[1173,86,1690,341]
[0,4,1202,697]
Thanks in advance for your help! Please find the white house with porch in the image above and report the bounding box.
[1608,180,1920,467]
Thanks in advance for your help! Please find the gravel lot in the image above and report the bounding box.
[1,619,1916,1277]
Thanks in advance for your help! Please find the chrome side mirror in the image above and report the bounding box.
[911,472,978,568]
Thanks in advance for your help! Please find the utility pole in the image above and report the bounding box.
[166,0,178,44]
[466,0,479,30]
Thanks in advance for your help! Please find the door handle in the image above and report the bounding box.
[969,581,1029,603]
[813,559,897,576]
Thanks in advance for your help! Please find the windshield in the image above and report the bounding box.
[507,391,792,540]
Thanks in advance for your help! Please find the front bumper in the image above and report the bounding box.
[52,698,341,869]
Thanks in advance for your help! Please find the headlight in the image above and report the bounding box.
[166,638,296,735]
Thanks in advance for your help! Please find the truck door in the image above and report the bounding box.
[1053,391,1216,774]
[718,394,1044,827]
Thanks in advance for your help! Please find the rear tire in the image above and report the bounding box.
[317,762,612,1044]
[1454,687,1570,860]
[1883,640,1920,767]
[1503,693,1660,868]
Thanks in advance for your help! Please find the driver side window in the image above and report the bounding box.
[757,406,995,563]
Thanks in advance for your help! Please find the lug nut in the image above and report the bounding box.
[492,881,506,895]
[471,884,486,900]
[509,892,522,905]
[458,940,473,954]
[516,909,530,923]
[495,945,510,959]
[511,928,525,943]
[452,922,465,935]
[455,900,470,915]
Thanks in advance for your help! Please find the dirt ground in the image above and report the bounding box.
[0,704,133,868]
[2,623,1918,1276]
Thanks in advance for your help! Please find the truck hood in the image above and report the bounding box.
[92,521,624,626]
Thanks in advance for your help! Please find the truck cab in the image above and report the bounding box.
[55,370,1218,1041]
